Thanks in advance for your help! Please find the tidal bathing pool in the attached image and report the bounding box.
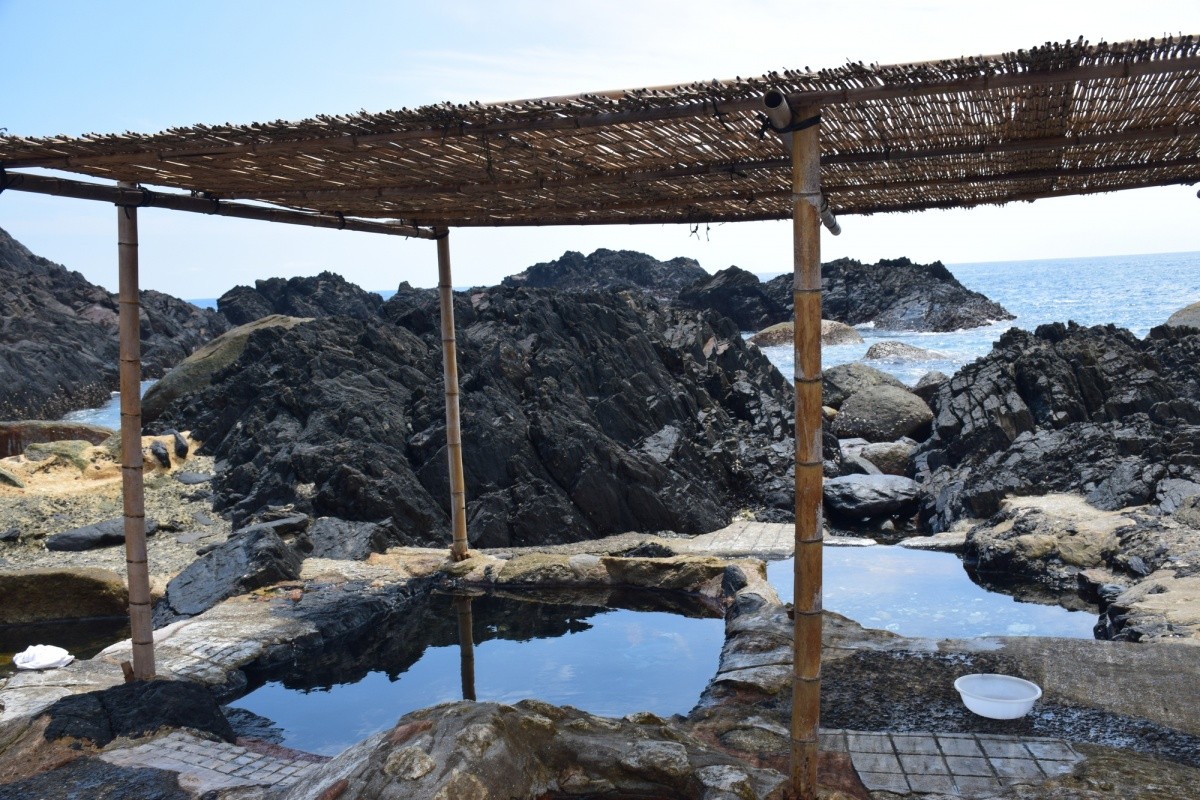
[767,545,1098,639]
[0,616,130,677]
[225,546,1096,755]
[226,591,727,756]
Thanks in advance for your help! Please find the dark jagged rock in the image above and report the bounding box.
[153,288,809,549]
[307,517,391,560]
[823,474,921,520]
[762,256,1013,331]
[217,270,383,325]
[916,322,1200,531]
[153,527,305,624]
[676,265,788,331]
[500,248,709,300]
[42,679,235,746]
[45,517,160,552]
[0,226,228,420]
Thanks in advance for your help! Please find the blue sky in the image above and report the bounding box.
[3,1,1199,298]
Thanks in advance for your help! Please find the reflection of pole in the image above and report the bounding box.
[455,595,476,701]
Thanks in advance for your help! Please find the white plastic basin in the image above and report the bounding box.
[953,674,1042,719]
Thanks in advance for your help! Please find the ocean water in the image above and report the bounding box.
[756,250,1200,384]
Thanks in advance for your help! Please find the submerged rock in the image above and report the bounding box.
[152,288,803,549]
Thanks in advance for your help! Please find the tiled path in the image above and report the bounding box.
[99,730,323,793]
[821,729,1083,797]
[97,727,1082,796]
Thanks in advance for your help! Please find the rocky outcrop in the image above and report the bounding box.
[676,265,788,331]
[763,256,1013,331]
[0,226,228,420]
[141,315,311,424]
[501,249,709,301]
[0,421,114,458]
[151,288,805,548]
[217,271,383,325]
[916,322,1200,532]
[0,567,128,624]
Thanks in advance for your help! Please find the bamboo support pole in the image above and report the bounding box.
[790,106,824,800]
[117,183,155,681]
[436,228,470,562]
[455,595,477,701]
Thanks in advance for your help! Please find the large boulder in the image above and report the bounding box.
[821,362,906,409]
[0,226,228,420]
[763,256,1013,332]
[217,271,384,325]
[0,567,128,624]
[151,288,802,549]
[501,248,708,301]
[916,322,1200,531]
[152,526,305,624]
[676,266,788,331]
[831,385,933,442]
[45,517,160,552]
[823,474,921,520]
[276,701,786,800]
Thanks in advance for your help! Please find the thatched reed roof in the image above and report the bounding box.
[3,36,1198,230]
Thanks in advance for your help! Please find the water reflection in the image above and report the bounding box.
[228,590,725,755]
[767,546,1097,639]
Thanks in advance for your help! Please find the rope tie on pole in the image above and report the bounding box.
[758,112,822,138]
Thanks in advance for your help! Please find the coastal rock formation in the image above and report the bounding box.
[217,271,383,325]
[501,249,708,300]
[1167,299,1200,328]
[764,256,1013,331]
[151,288,802,548]
[676,265,787,331]
[916,322,1200,532]
[0,226,228,420]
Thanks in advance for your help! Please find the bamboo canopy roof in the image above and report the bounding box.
[3,36,1200,231]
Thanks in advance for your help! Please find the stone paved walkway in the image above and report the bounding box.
[95,727,1082,797]
[99,730,324,793]
[821,729,1083,797]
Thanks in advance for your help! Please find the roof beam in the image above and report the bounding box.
[0,172,438,239]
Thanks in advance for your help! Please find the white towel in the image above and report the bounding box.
[13,644,75,670]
